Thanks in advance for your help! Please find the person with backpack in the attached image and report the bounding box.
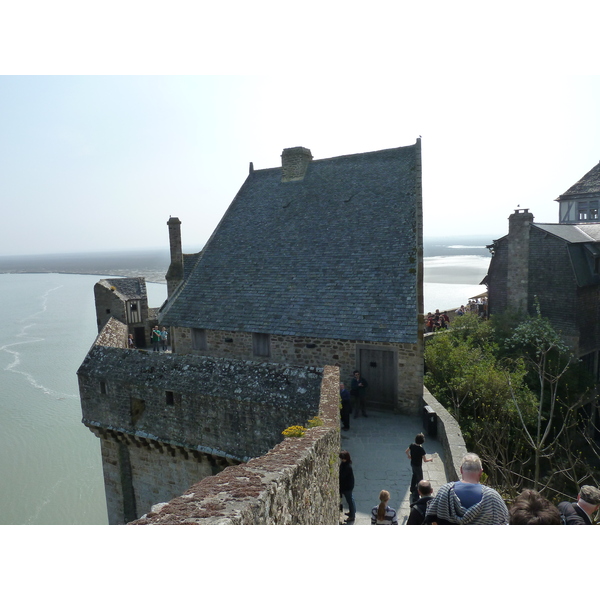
[406,480,434,524]
[557,485,600,525]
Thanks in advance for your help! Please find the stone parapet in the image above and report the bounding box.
[129,365,341,525]
[421,387,467,482]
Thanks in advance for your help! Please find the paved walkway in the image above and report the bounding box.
[339,410,448,525]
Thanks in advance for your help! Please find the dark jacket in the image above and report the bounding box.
[558,501,592,525]
[350,376,368,396]
[407,495,433,525]
[340,388,351,413]
[339,461,355,494]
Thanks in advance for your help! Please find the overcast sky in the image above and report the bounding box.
[2,3,600,257]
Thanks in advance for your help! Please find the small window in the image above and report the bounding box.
[100,381,107,394]
[165,391,175,406]
[591,201,599,220]
[106,309,111,314]
[578,202,589,220]
[192,328,207,351]
[252,333,271,357]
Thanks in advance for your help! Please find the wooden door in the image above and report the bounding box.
[359,349,397,411]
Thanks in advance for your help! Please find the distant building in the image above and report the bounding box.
[93,277,154,348]
[78,141,424,523]
[484,160,600,379]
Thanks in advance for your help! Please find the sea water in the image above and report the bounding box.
[0,273,167,525]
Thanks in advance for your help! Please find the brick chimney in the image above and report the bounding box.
[281,147,313,182]
[507,208,534,314]
[165,216,184,298]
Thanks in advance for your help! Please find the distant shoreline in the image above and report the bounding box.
[0,269,167,285]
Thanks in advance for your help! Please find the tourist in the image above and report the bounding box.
[407,480,435,525]
[406,433,433,498]
[351,370,368,418]
[424,453,509,524]
[151,326,162,352]
[128,334,136,349]
[371,490,398,525]
[557,485,600,525]
[161,326,169,351]
[425,313,435,333]
[339,450,356,524]
[339,382,351,431]
[455,305,466,316]
[508,489,561,525]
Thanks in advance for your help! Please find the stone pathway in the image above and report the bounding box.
[339,410,448,525]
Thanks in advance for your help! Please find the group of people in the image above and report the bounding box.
[408,451,600,525]
[340,440,600,525]
[151,326,169,352]
[339,370,368,430]
[425,310,450,333]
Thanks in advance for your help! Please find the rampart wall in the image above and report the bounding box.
[130,365,341,525]
[77,331,328,523]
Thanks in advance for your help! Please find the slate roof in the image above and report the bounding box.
[160,143,421,344]
[101,277,146,299]
[556,161,600,198]
[530,224,600,287]
[534,223,600,243]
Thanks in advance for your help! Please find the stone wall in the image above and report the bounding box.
[173,326,422,414]
[78,329,332,523]
[94,317,128,349]
[129,365,340,525]
[89,426,235,524]
[94,282,127,333]
[421,387,467,482]
[78,347,323,460]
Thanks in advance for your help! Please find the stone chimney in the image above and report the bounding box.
[507,208,534,314]
[281,147,313,182]
[165,216,184,298]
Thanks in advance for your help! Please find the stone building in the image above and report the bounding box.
[161,142,424,413]
[484,160,600,379]
[93,277,154,348]
[78,141,424,524]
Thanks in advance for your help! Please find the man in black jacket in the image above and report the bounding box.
[407,480,434,525]
[558,485,600,525]
[351,370,368,418]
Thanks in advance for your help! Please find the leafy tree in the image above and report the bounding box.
[425,314,536,491]
[504,299,581,490]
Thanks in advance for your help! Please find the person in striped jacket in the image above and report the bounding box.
[371,490,398,525]
[424,453,508,525]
